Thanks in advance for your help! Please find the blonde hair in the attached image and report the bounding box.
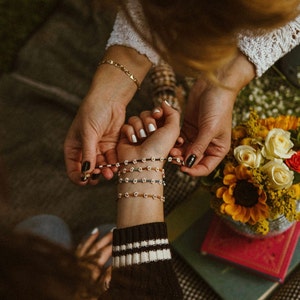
[118,0,300,80]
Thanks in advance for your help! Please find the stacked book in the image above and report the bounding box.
[166,188,300,300]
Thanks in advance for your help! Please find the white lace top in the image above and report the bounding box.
[106,0,300,77]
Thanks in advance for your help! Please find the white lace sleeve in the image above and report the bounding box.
[238,16,300,77]
[106,0,160,65]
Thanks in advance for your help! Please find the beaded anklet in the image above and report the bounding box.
[118,192,165,202]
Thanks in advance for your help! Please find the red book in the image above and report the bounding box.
[201,216,300,283]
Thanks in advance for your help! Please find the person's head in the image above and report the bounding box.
[117,0,300,80]
[0,229,102,300]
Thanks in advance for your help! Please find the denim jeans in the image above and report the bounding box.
[15,214,73,249]
[15,214,115,268]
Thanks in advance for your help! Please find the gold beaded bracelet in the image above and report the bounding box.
[118,177,165,185]
[118,166,165,178]
[97,157,184,170]
[117,192,165,202]
[99,59,141,90]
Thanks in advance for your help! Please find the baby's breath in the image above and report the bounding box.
[234,67,300,126]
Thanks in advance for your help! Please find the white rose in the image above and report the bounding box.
[261,128,295,160]
[262,159,294,190]
[234,145,263,168]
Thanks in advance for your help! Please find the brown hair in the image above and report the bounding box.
[0,230,102,300]
[117,0,300,80]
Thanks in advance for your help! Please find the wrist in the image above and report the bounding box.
[85,45,152,107]
[116,161,165,228]
[216,51,255,93]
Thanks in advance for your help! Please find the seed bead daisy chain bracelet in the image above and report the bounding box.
[117,192,166,202]
[118,166,165,178]
[118,177,166,185]
[97,156,184,170]
[114,157,183,202]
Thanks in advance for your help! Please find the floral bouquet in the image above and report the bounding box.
[204,111,300,236]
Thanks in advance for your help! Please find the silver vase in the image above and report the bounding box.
[222,200,300,239]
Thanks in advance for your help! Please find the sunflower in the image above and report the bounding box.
[258,115,300,131]
[216,163,269,224]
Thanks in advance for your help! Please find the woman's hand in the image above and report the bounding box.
[171,52,256,176]
[64,95,126,184]
[117,100,181,164]
[76,229,113,293]
[64,46,152,185]
[172,79,235,176]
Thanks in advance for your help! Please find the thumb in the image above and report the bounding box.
[182,128,230,176]
[184,136,208,169]
[161,100,180,127]
[80,133,99,181]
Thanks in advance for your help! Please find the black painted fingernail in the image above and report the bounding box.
[91,173,100,180]
[81,161,90,173]
[186,154,196,168]
[81,174,88,182]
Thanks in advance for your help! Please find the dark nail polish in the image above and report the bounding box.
[81,161,90,173]
[91,173,100,180]
[186,154,196,168]
[81,175,88,182]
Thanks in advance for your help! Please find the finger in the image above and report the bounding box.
[64,132,87,185]
[99,266,112,293]
[175,136,185,147]
[139,110,157,134]
[183,136,230,175]
[169,147,184,157]
[183,127,212,169]
[79,130,101,183]
[180,155,220,176]
[151,106,163,119]
[89,231,113,256]
[95,243,112,268]
[159,100,180,136]
[142,101,181,156]
[128,116,147,139]
[121,124,139,144]
[97,149,117,180]
[76,228,100,257]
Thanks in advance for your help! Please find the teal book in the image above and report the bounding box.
[166,188,300,300]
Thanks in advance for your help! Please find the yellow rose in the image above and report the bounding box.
[262,159,294,190]
[234,145,263,168]
[261,128,295,160]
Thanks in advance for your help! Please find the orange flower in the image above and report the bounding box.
[216,164,269,224]
[258,115,300,131]
[232,125,247,140]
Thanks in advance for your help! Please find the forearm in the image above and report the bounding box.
[86,45,152,107]
[104,161,182,298]
[197,52,256,112]
[116,161,164,228]
[216,51,256,94]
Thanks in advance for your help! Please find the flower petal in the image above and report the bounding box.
[223,174,237,185]
[224,204,241,216]
[223,190,235,204]
[216,187,227,198]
